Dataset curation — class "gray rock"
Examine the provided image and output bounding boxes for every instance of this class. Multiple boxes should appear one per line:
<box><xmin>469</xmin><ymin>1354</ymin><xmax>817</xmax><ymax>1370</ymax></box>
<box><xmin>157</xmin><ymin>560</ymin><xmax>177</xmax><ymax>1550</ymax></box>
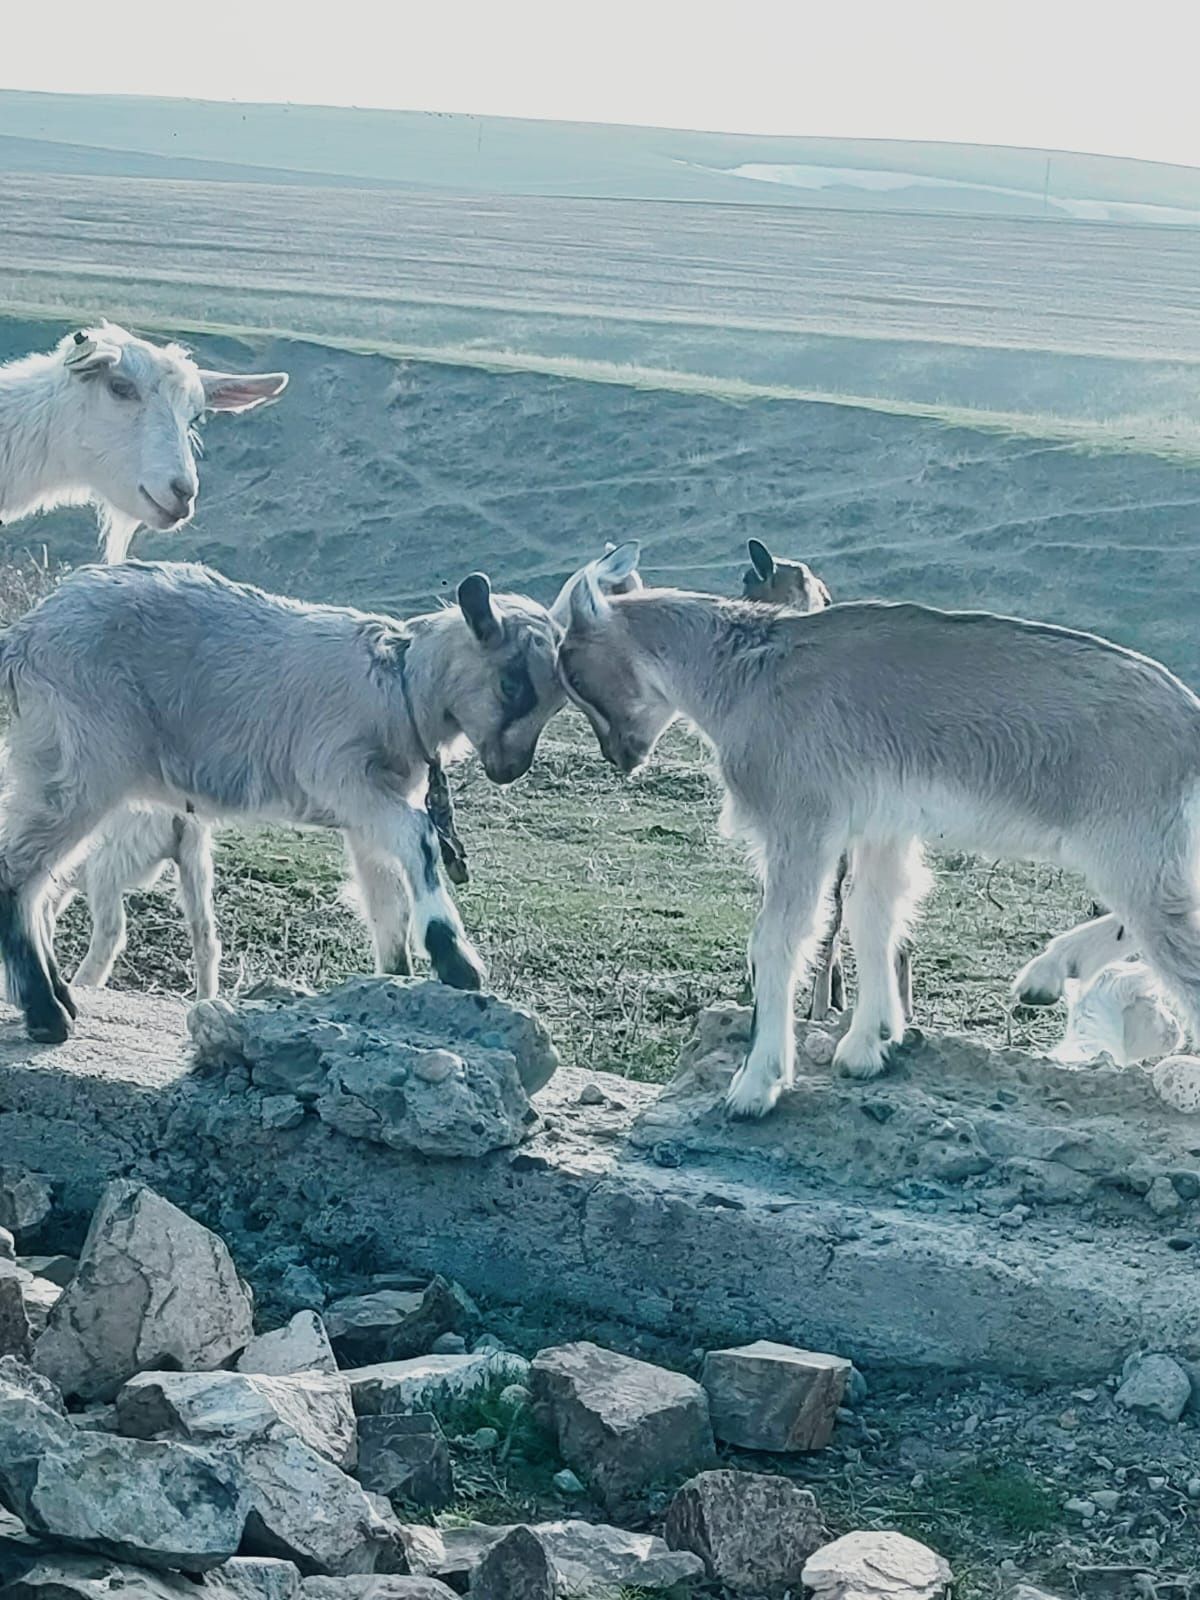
<box><xmin>238</xmin><ymin>1313</ymin><xmax>338</xmax><ymax>1378</ymax></box>
<box><xmin>700</xmin><ymin>1340</ymin><xmax>851</xmax><ymax>1452</ymax></box>
<box><xmin>342</xmin><ymin>1351</ymin><xmax>529</xmax><ymax>1417</ymax></box>
<box><xmin>300</xmin><ymin>1580</ymin><xmax>457</xmax><ymax>1600</ymax></box>
<box><xmin>409</xmin><ymin>1520</ymin><xmax>703</xmax><ymax>1595</ymax></box>
<box><xmin>0</xmin><ymin>1228</ymin><xmax>14</xmax><ymax>1263</ymax></box>
<box><xmin>471</xmin><ymin>1527</ymin><xmax>555</xmax><ymax>1600</ymax></box>
<box><xmin>0</xmin><ymin>1171</ymin><xmax>53</xmax><ymax>1242</ymax></box>
<box><xmin>0</xmin><ymin>1370</ymin><xmax>245</xmax><ymax>1572</ymax></box>
<box><xmin>18</xmin><ymin>1259</ymin><xmax>78</xmax><ymax>1291</ymax></box>
<box><xmin>116</xmin><ymin>1369</ymin><xmax>358</xmax><ymax>1469</ymax></box>
<box><xmin>1009</xmin><ymin>1588</ymin><xmax>1067</xmax><ymax>1600</ymax></box>
<box><xmin>325</xmin><ymin>1279</ymin><xmax>473</xmax><ymax>1366</ymax></box>
<box><xmin>802</xmin><ymin>1532</ymin><xmax>952</xmax><ymax>1600</ymax></box>
<box><xmin>1</xmin><ymin>1552</ymin><xmax>223</xmax><ymax>1600</ymax></box>
<box><xmin>65</xmin><ymin>1406</ymin><xmax>118</xmax><ymax>1436</ymax></box>
<box><xmin>262</xmin><ymin>1096</ymin><xmax>306</xmax><ymax>1133</ymax></box>
<box><xmin>236</xmin><ymin>1435</ymin><xmax>407</xmax><ymax>1576</ymax></box>
<box><xmin>212</xmin><ymin>1557</ymin><xmax>302</xmax><ymax>1600</ymax></box>
<box><xmin>531</xmin><ymin>1341</ymin><xmax>715</xmax><ymax>1512</ymax></box>
<box><xmin>0</xmin><ymin>1356</ymin><xmax>64</xmax><ymax>1414</ymax></box>
<box><xmin>1115</xmin><ymin>1351</ymin><xmax>1193</xmax><ymax>1422</ymax></box>
<box><xmin>429</xmin><ymin>1334</ymin><xmax>465</xmax><ymax>1356</ymax></box>
<box><xmin>12</xmin><ymin>1270</ymin><xmax>61</xmax><ymax>1342</ymax></box>
<box><xmin>34</xmin><ymin>1183</ymin><xmax>254</xmax><ymax>1402</ymax></box>
<box><xmin>0</xmin><ymin>1265</ymin><xmax>31</xmax><ymax>1359</ymax></box>
<box><xmin>552</xmin><ymin>1469</ymin><xmax>584</xmax><ymax>1496</ymax></box>
<box><xmin>189</xmin><ymin>978</ymin><xmax>559</xmax><ymax>1158</ymax></box>
<box><xmin>355</xmin><ymin>1414</ymin><xmax>453</xmax><ymax>1507</ymax></box>
<box><xmin>665</xmin><ymin>1469</ymin><xmax>828</xmax><ymax>1596</ymax></box>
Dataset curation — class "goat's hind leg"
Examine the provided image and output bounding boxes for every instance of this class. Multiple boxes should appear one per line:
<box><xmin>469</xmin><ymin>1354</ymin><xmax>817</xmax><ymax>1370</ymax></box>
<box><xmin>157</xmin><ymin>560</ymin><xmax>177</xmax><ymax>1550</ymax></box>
<box><xmin>809</xmin><ymin>854</ymin><xmax>848</xmax><ymax>1021</ymax></box>
<box><xmin>727</xmin><ymin>832</ymin><xmax>841</xmax><ymax>1119</ymax></box>
<box><xmin>1011</xmin><ymin>912</ymin><xmax>1128</xmax><ymax>1007</ymax></box>
<box><xmin>835</xmin><ymin>837</ymin><xmax>927</xmax><ymax>1080</ymax></box>
<box><xmin>173</xmin><ymin>815</ymin><xmax>221</xmax><ymax>999</ymax></box>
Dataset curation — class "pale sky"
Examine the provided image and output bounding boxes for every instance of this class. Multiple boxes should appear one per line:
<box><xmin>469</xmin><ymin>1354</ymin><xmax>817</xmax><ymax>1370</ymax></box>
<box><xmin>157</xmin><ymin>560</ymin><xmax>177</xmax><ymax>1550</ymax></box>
<box><xmin>5</xmin><ymin>0</ymin><xmax>1200</xmax><ymax>169</ymax></box>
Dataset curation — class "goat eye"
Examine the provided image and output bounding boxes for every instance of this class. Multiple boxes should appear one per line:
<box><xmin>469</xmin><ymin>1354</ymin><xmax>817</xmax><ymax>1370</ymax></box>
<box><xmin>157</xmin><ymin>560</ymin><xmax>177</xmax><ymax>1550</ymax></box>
<box><xmin>107</xmin><ymin>376</ymin><xmax>138</xmax><ymax>401</ymax></box>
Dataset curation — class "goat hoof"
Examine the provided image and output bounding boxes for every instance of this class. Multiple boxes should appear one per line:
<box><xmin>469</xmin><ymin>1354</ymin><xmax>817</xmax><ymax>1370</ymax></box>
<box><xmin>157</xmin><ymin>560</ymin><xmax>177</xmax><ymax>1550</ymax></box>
<box><xmin>425</xmin><ymin>921</ymin><xmax>486</xmax><ymax>991</ymax></box>
<box><xmin>834</xmin><ymin>1032</ymin><xmax>891</xmax><ymax>1081</ymax></box>
<box><xmin>725</xmin><ymin>1060</ymin><xmax>783</xmax><ymax>1119</ymax></box>
<box><xmin>55</xmin><ymin>984</ymin><xmax>78</xmax><ymax>1021</ymax></box>
<box><xmin>1014</xmin><ymin>985</ymin><xmax>1059</xmax><ymax>1008</ymax></box>
<box><xmin>27</xmin><ymin>1004</ymin><xmax>73</xmax><ymax>1045</ymax></box>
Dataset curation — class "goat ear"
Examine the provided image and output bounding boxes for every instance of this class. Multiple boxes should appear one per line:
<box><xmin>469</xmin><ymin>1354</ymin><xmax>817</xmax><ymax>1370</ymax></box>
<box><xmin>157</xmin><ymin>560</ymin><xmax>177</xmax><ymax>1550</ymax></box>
<box><xmin>595</xmin><ymin>540</ymin><xmax>640</xmax><ymax>586</ymax></box>
<box><xmin>569</xmin><ymin>567</ymin><xmax>610</xmax><ymax>630</ymax></box>
<box><xmin>458</xmin><ymin>573</ymin><xmax>502</xmax><ymax>645</ymax></box>
<box><xmin>199</xmin><ymin>370</ymin><xmax>289</xmax><ymax>413</ymax></box>
<box><xmin>64</xmin><ymin>332</ymin><xmax>121</xmax><ymax>375</ymax></box>
<box><xmin>747</xmin><ymin>539</ymin><xmax>775</xmax><ymax>582</ymax></box>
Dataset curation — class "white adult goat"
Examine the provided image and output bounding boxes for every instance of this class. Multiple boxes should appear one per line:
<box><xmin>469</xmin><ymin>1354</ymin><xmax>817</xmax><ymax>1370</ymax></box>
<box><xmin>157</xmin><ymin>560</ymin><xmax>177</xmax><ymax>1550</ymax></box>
<box><xmin>0</xmin><ymin>322</ymin><xmax>287</xmax><ymax>561</ymax></box>
<box><xmin>556</xmin><ymin>578</ymin><xmax>1200</xmax><ymax>1117</ymax></box>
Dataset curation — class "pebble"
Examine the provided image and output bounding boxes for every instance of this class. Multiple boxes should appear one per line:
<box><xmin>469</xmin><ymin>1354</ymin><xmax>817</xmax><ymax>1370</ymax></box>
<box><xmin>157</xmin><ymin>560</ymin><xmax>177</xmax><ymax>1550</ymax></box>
<box><xmin>846</xmin><ymin>1366</ymin><xmax>869</xmax><ymax>1407</ymax></box>
<box><xmin>467</xmin><ymin>1426</ymin><xmax>499</xmax><ymax>1452</ymax></box>
<box><xmin>412</xmin><ymin>1048</ymin><xmax>462</xmax><ymax>1085</ymax></box>
<box><xmin>803</xmin><ymin>1029</ymin><xmax>836</xmax><ymax>1065</ymax></box>
<box><xmin>552</xmin><ymin>1468</ymin><xmax>585</xmax><ymax>1495</ymax></box>
<box><xmin>577</xmin><ymin>1084</ymin><xmax>607</xmax><ymax>1106</ymax></box>
<box><xmin>1146</xmin><ymin>1175</ymin><xmax>1182</xmax><ymax>1217</ymax></box>
<box><xmin>1065</xmin><ymin>1497</ymin><xmax>1096</xmax><ymax>1519</ymax></box>
<box><xmin>1116</xmin><ymin>1352</ymin><xmax>1193</xmax><ymax>1423</ymax></box>
<box><xmin>498</xmin><ymin>1383</ymin><xmax>532</xmax><ymax>1412</ymax></box>
<box><xmin>1187</xmin><ymin>1477</ymin><xmax>1200</xmax><ymax>1500</ymax></box>
<box><xmin>472</xmin><ymin>1333</ymin><xmax>506</xmax><ymax>1354</ymax></box>
<box><xmin>1147</xmin><ymin>1475</ymin><xmax>1167</xmax><ymax>1491</ymax></box>
<box><xmin>1092</xmin><ymin>1490</ymin><xmax>1121</xmax><ymax>1512</ymax></box>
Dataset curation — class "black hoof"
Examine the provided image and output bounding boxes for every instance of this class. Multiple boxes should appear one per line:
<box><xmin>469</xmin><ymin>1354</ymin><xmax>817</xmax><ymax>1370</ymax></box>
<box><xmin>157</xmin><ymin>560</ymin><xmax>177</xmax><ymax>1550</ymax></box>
<box><xmin>425</xmin><ymin>920</ymin><xmax>485</xmax><ymax>991</ymax></box>
<box><xmin>27</xmin><ymin>1001</ymin><xmax>73</xmax><ymax>1044</ymax></box>
<box><xmin>54</xmin><ymin>981</ymin><xmax>78</xmax><ymax>1021</ymax></box>
<box><xmin>1016</xmin><ymin>988</ymin><xmax>1059</xmax><ymax>1008</ymax></box>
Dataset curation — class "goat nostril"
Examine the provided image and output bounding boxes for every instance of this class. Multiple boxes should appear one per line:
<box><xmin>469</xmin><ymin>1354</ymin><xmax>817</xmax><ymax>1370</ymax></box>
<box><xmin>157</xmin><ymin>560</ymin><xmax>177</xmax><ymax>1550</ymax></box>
<box><xmin>170</xmin><ymin>478</ymin><xmax>196</xmax><ymax>507</ymax></box>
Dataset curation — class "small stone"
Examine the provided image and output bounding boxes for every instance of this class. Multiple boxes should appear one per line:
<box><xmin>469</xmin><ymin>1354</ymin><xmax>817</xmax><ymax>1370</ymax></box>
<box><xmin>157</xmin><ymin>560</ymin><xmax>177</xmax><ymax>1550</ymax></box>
<box><xmin>1187</xmin><ymin>1477</ymin><xmax>1200</xmax><ymax>1499</ymax></box>
<box><xmin>1092</xmin><ymin>1490</ymin><xmax>1121</xmax><ymax>1511</ymax></box>
<box><xmin>238</xmin><ymin>1312</ymin><xmax>338</xmax><ymax>1377</ymax></box>
<box><xmin>499</xmin><ymin>1383</ymin><xmax>532</xmax><ymax>1412</ymax></box>
<box><xmin>1116</xmin><ymin>1352</ymin><xmax>1192</xmax><ymax>1423</ymax></box>
<box><xmin>430</xmin><ymin>1333</ymin><xmax>466</xmax><ymax>1355</ymax></box>
<box><xmin>467</xmin><ymin>1426</ymin><xmax>499</xmax><ymax>1451</ymax></box>
<box><xmin>1147</xmin><ymin>1474</ymin><xmax>1167</xmax><ymax>1490</ymax></box>
<box><xmin>846</xmin><ymin>1367</ymin><xmax>869</xmax><ymax>1408</ymax></box>
<box><xmin>472</xmin><ymin>1334</ymin><xmax>505</xmax><ymax>1354</ymax></box>
<box><xmin>553</xmin><ymin>1469</ymin><xmax>585</xmax><ymax>1496</ymax></box>
<box><xmin>1065</xmin><ymin>1497</ymin><xmax>1096</xmax><ymax>1518</ymax></box>
<box><xmin>33</xmin><ymin>1183</ymin><xmax>254</xmax><ymax>1402</ymax></box>
<box><xmin>325</xmin><ymin>1277</ymin><xmax>474</xmax><ymax>1366</ymax></box>
<box><xmin>803</xmin><ymin>1030</ymin><xmax>836</xmax><ymax>1065</ymax></box>
<box><xmin>531</xmin><ymin>1341</ymin><xmax>715</xmax><ymax>1512</ymax></box>
<box><xmin>1146</xmin><ymin>1176</ymin><xmax>1182</xmax><ymax>1216</ymax></box>
<box><xmin>356</xmin><ymin>1413</ymin><xmax>453</xmax><ymax>1507</ymax></box>
<box><xmin>665</xmin><ymin>1468</ymin><xmax>828</xmax><ymax>1595</ymax></box>
<box><xmin>802</xmin><ymin>1531</ymin><xmax>951</xmax><ymax>1599</ymax></box>
<box><xmin>0</xmin><ymin>1170</ymin><xmax>53</xmax><ymax>1241</ymax></box>
<box><xmin>1151</xmin><ymin>1054</ymin><xmax>1200</xmax><ymax>1113</ymax></box>
<box><xmin>577</xmin><ymin>1084</ymin><xmax>607</xmax><ymax>1106</ymax></box>
<box><xmin>411</xmin><ymin>1049</ymin><xmax>462</xmax><ymax>1086</ymax></box>
<box><xmin>218</xmin><ymin>1557</ymin><xmax>302</xmax><ymax>1600</ymax></box>
<box><xmin>701</xmin><ymin>1339</ymin><xmax>850</xmax><ymax>1452</ymax></box>
<box><xmin>262</xmin><ymin>1095</ymin><xmax>306</xmax><ymax>1132</ymax></box>
<box><xmin>471</xmin><ymin>1526</ymin><xmax>555</xmax><ymax>1600</ymax></box>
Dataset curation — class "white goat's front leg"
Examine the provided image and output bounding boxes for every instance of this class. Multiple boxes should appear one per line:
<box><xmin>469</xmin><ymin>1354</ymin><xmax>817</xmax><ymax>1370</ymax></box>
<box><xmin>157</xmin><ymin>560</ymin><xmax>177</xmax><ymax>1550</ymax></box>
<box><xmin>173</xmin><ymin>815</ymin><xmax>221</xmax><ymax>999</ymax></box>
<box><xmin>348</xmin><ymin>802</ymin><xmax>485</xmax><ymax>990</ymax></box>
<box><xmin>835</xmin><ymin>837</ymin><xmax>925</xmax><ymax>1080</ymax></box>
<box><xmin>727</xmin><ymin>841</ymin><xmax>839</xmax><ymax>1119</ymax></box>
<box><xmin>1012</xmin><ymin>912</ymin><xmax>1129</xmax><ymax>1007</ymax></box>
<box><xmin>343</xmin><ymin>836</ymin><xmax>412</xmax><ymax>975</ymax></box>
<box><xmin>72</xmin><ymin>891</ymin><xmax>128</xmax><ymax>990</ymax></box>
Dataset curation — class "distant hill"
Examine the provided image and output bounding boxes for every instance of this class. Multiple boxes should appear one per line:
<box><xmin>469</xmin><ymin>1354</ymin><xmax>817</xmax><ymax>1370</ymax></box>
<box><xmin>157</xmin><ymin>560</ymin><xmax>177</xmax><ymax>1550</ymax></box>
<box><xmin>2</xmin><ymin>89</ymin><xmax>1198</xmax><ymax>221</ymax></box>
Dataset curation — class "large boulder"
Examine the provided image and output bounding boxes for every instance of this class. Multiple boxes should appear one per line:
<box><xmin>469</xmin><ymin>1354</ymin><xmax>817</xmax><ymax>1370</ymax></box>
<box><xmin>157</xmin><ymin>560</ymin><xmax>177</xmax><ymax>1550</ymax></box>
<box><xmin>409</xmin><ymin>1520</ymin><xmax>704</xmax><ymax>1595</ymax></box>
<box><xmin>531</xmin><ymin>1342</ymin><xmax>715</xmax><ymax>1512</ymax></box>
<box><xmin>213</xmin><ymin>1557</ymin><xmax>303</xmax><ymax>1600</ymax></box>
<box><xmin>34</xmin><ymin>1184</ymin><xmax>254</xmax><ymax>1402</ymax></box>
<box><xmin>470</xmin><ymin>1527</ymin><xmax>555</xmax><ymax>1600</ymax></box>
<box><xmin>802</xmin><ymin>1532</ymin><xmax>952</xmax><ymax>1600</ymax></box>
<box><xmin>189</xmin><ymin>978</ymin><xmax>558</xmax><ymax>1159</ymax></box>
<box><xmin>299</xmin><ymin>1581</ymin><xmax>457</xmax><ymax>1600</ymax></box>
<box><xmin>342</xmin><ymin>1351</ymin><xmax>529</xmax><ymax>1417</ymax></box>
<box><xmin>665</xmin><ymin>1469</ymin><xmax>829</xmax><ymax>1595</ymax></box>
<box><xmin>116</xmin><ymin>1370</ymin><xmax>357</xmax><ymax>1470</ymax></box>
<box><xmin>355</xmin><ymin>1415</ymin><xmax>453</xmax><ymax>1507</ymax></box>
<box><xmin>0</xmin><ymin>1371</ymin><xmax>245</xmax><ymax>1573</ymax></box>
<box><xmin>237</xmin><ymin>1314</ymin><xmax>337</xmax><ymax>1378</ymax></box>
<box><xmin>700</xmin><ymin>1340</ymin><xmax>851</xmax><ymax>1452</ymax></box>
<box><xmin>0</xmin><ymin>1171</ymin><xmax>53</xmax><ymax>1243</ymax></box>
<box><xmin>323</xmin><ymin>1280</ymin><xmax>473</xmax><ymax>1368</ymax></box>
<box><xmin>1</xmin><ymin>1552</ymin><xmax>219</xmax><ymax>1600</ymax></box>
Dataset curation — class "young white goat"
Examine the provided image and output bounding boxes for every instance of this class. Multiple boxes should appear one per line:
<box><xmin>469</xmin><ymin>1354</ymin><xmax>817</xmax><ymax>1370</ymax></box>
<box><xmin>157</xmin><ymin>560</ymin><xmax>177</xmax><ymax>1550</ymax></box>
<box><xmin>0</xmin><ymin>547</ymin><xmax>640</xmax><ymax>1035</ymax></box>
<box><xmin>557</xmin><ymin>579</ymin><xmax>1200</xmax><ymax>1117</ymax></box>
<box><xmin>0</xmin><ymin>322</ymin><xmax>287</xmax><ymax>562</ymax></box>
<box><xmin>740</xmin><ymin>537</ymin><xmax>913</xmax><ymax>1026</ymax></box>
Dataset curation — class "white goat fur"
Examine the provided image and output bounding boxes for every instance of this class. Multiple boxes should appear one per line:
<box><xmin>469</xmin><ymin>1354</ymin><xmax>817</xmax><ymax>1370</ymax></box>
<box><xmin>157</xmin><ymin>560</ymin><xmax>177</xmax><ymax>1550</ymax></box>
<box><xmin>557</xmin><ymin>578</ymin><xmax>1200</xmax><ymax>1116</ymax></box>
<box><xmin>1051</xmin><ymin>959</ymin><xmax>1181</xmax><ymax>1067</ymax></box>
<box><xmin>37</xmin><ymin>544</ymin><xmax>640</xmax><ymax>1003</ymax></box>
<box><xmin>0</xmin><ymin>321</ymin><xmax>287</xmax><ymax>562</ymax></box>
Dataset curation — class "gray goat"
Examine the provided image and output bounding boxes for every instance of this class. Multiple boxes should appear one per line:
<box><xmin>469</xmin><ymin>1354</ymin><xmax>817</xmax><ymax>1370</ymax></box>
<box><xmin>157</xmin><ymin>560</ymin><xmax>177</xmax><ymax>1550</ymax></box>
<box><xmin>556</xmin><ymin>576</ymin><xmax>1200</xmax><ymax>1117</ymax></box>
<box><xmin>0</xmin><ymin>553</ymin><xmax>631</xmax><ymax>1042</ymax></box>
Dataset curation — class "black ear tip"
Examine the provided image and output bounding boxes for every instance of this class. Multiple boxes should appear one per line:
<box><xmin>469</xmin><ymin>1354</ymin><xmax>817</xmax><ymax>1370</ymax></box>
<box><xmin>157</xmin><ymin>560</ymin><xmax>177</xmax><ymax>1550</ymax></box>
<box><xmin>73</xmin><ymin>330</ymin><xmax>87</xmax><ymax>345</ymax></box>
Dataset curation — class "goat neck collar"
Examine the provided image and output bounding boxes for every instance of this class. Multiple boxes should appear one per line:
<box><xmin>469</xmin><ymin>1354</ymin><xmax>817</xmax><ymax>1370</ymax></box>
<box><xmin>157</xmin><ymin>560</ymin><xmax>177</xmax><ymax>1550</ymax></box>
<box><xmin>395</xmin><ymin>635</ymin><xmax>469</xmax><ymax>886</ymax></box>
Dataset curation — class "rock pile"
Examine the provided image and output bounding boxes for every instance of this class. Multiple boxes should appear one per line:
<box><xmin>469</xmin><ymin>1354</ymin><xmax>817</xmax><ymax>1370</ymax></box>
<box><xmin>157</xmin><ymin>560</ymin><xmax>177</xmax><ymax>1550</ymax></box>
<box><xmin>0</xmin><ymin>1164</ymin><xmax>963</xmax><ymax>1599</ymax></box>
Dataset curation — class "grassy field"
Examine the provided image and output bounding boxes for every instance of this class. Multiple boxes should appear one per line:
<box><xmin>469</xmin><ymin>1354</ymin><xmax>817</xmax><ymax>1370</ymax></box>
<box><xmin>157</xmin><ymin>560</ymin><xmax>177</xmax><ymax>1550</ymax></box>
<box><xmin>48</xmin><ymin>709</ymin><xmax>1095</xmax><ymax>1077</ymax></box>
